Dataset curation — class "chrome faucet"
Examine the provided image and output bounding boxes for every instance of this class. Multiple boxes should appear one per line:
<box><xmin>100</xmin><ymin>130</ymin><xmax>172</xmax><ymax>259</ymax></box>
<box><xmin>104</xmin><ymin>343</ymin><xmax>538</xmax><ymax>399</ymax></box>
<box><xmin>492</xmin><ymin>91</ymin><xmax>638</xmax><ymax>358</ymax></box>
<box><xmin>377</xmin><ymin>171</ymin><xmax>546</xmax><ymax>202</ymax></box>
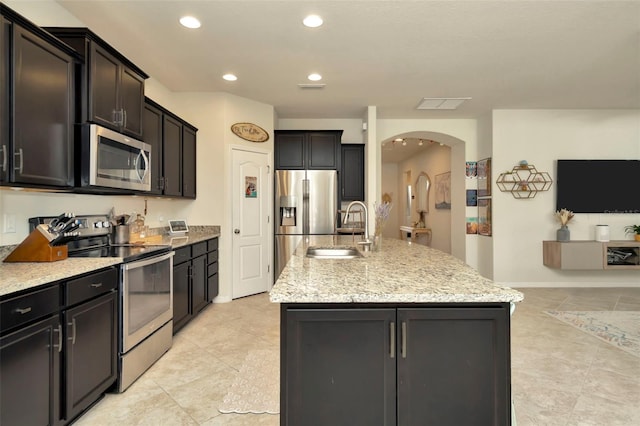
<box><xmin>345</xmin><ymin>201</ymin><xmax>369</xmax><ymax>242</ymax></box>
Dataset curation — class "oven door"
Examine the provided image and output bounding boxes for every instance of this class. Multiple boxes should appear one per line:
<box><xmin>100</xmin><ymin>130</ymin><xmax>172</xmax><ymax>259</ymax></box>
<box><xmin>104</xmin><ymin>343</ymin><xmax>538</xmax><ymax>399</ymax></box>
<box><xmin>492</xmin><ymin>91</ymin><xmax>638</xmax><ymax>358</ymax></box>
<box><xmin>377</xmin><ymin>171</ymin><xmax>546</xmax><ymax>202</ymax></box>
<box><xmin>121</xmin><ymin>251</ymin><xmax>173</xmax><ymax>353</ymax></box>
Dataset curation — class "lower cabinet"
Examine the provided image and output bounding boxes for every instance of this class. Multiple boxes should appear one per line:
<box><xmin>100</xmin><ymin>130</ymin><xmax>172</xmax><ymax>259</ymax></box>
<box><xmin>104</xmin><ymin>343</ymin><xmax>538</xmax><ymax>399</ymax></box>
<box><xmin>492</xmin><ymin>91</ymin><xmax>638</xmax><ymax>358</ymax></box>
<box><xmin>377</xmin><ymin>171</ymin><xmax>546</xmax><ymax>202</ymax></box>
<box><xmin>173</xmin><ymin>237</ymin><xmax>219</xmax><ymax>333</ymax></box>
<box><xmin>0</xmin><ymin>267</ymin><xmax>118</xmax><ymax>426</ymax></box>
<box><xmin>63</xmin><ymin>291</ymin><xmax>117</xmax><ymax>421</ymax></box>
<box><xmin>282</xmin><ymin>304</ymin><xmax>511</xmax><ymax>426</ymax></box>
<box><xmin>0</xmin><ymin>315</ymin><xmax>61</xmax><ymax>426</ymax></box>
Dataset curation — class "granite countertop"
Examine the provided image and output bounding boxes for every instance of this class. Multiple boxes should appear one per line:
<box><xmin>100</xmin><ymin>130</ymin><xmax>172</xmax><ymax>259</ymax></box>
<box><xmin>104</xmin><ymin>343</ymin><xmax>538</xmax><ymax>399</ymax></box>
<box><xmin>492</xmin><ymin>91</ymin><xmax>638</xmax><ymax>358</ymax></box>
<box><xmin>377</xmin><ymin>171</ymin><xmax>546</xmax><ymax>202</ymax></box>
<box><xmin>0</xmin><ymin>226</ymin><xmax>220</xmax><ymax>297</ymax></box>
<box><xmin>269</xmin><ymin>235</ymin><xmax>524</xmax><ymax>304</ymax></box>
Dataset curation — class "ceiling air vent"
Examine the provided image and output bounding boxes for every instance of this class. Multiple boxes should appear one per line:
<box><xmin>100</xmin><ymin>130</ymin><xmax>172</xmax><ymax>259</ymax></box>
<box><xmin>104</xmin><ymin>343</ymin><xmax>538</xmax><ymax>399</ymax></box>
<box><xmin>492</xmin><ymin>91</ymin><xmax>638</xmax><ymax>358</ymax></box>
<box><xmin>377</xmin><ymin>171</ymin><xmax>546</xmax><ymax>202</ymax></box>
<box><xmin>298</xmin><ymin>84</ymin><xmax>326</xmax><ymax>89</ymax></box>
<box><xmin>416</xmin><ymin>97</ymin><xmax>471</xmax><ymax>110</ymax></box>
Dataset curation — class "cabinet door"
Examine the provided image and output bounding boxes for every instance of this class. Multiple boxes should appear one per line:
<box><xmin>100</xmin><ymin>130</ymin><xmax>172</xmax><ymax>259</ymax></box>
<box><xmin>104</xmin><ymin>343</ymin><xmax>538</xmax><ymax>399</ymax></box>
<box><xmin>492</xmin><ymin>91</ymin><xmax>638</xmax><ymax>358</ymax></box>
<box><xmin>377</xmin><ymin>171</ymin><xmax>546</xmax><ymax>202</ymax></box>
<box><xmin>64</xmin><ymin>291</ymin><xmax>117</xmax><ymax>421</ymax></box>
<box><xmin>397</xmin><ymin>307</ymin><xmax>510</xmax><ymax>426</ymax></box>
<box><xmin>120</xmin><ymin>65</ymin><xmax>144</xmax><ymax>138</ymax></box>
<box><xmin>163</xmin><ymin>115</ymin><xmax>182</xmax><ymax>197</ymax></box>
<box><xmin>143</xmin><ymin>101</ymin><xmax>164</xmax><ymax>195</ymax></box>
<box><xmin>284</xmin><ymin>308</ymin><xmax>396</xmax><ymax>426</ymax></box>
<box><xmin>307</xmin><ymin>131</ymin><xmax>340</xmax><ymax>170</ymax></box>
<box><xmin>0</xmin><ymin>16</ymin><xmax>9</xmax><ymax>184</ymax></box>
<box><xmin>182</xmin><ymin>125</ymin><xmax>197</xmax><ymax>199</ymax></box>
<box><xmin>89</xmin><ymin>43</ymin><xmax>120</xmax><ymax>131</ymax></box>
<box><xmin>13</xmin><ymin>24</ymin><xmax>74</xmax><ymax>187</ymax></box>
<box><xmin>275</xmin><ymin>132</ymin><xmax>305</xmax><ymax>169</ymax></box>
<box><xmin>173</xmin><ymin>261</ymin><xmax>191</xmax><ymax>333</ymax></box>
<box><xmin>341</xmin><ymin>144</ymin><xmax>365</xmax><ymax>201</ymax></box>
<box><xmin>1</xmin><ymin>315</ymin><xmax>61</xmax><ymax>426</ymax></box>
<box><xmin>191</xmin><ymin>255</ymin><xmax>208</xmax><ymax>314</ymax></box>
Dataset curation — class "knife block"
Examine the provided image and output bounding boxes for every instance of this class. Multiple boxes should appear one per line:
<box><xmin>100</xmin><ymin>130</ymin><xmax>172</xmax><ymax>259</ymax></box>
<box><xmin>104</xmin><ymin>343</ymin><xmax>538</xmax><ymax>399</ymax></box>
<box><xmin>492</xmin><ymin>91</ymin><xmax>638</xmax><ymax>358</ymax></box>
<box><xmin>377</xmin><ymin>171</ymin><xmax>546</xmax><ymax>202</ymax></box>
<box><xmin>4</xmin><ymin>227</ymin><xmax>68</xmax><ymax>262</ymax></box>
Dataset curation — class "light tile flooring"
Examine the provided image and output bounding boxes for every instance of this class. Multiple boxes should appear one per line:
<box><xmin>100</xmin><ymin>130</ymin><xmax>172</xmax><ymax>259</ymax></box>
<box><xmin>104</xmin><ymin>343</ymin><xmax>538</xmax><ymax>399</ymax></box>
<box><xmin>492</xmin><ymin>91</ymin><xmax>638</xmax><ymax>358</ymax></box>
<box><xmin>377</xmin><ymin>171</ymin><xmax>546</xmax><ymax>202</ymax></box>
<box><xmin>76</xmin><ymin>288</ymin><xmax>640</xmax><ymax>425</ymax></box>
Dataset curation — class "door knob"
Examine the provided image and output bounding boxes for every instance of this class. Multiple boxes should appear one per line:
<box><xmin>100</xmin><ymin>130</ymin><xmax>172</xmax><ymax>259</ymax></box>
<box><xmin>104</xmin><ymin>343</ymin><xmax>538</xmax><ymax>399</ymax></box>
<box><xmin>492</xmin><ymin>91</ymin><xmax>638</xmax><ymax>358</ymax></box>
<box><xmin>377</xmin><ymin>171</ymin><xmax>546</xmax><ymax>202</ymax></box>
<box><xmin>234</xmin><ymin>229</ymin><xmax>240</xmax><ymax>234</ymax></box>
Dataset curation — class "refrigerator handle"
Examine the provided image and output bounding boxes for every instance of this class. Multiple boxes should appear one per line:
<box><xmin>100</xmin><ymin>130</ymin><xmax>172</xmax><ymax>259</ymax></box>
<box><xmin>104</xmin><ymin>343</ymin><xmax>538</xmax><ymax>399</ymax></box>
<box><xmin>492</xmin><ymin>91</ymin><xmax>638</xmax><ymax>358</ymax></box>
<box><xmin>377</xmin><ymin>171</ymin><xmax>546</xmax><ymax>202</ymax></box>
<box><xmin>303</xmin><ymin>179</ymin><xmax>310</xmax><ymax>235</ymax></box>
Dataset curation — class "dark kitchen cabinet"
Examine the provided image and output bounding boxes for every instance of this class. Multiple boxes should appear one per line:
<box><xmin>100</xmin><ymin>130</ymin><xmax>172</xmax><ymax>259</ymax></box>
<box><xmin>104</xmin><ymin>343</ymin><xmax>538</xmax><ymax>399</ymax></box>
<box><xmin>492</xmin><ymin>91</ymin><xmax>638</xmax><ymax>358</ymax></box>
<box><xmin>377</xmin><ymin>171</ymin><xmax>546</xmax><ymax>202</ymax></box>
<box><xmin>275</xmin><ymin>130</ymin><xmax>342</xmax><ymax>170</ymax></box>
<box><xmin>0</xmin><ymin>266</ymin><xmax>118</xmax><ymax>426</ymax></box>
<box><xmin>1</xmin><ymin>7</ymin><xmax>76</xmax><ymax>189</ymax></box>
<box><xmin>143</xmin><ymin>97</ymin><xmax>198</xmax><ymax>198</ymax></box>
<box><xmin>340</xmin><ymin>144</ymin><xmax>365</xmax><ymax>201</ymax></box>
<box><xmin>63</xmin><ymin>291</ymin><xmax>117</xmax><ymax>422</ymax></box>
<box><xmin>163</xmin><ymin>114</ymin><xmax>182</xmax><ymax>197</ymax></box>
<box><xmin>182</xmin><ymin>124</ymin><xmax>197</xmax><ymax>199</ymax></box>
<box><xmin>45</xmin><ymin>27</ymin><xmax>148</xmax><ymax>139</ymax></box>
<box><xmin>0</xmin><ymin>315</ymin><xmax>61</xmax><ymax>426</ymax></box>
<box><xmin>207</xmin><ymin>238</ymin><xmax>220</xmax><ymax>302</ymax></box>
<box><xmin>281</xmin><ymin>304</ymin><xmax>511</xmax><ymax>426</ymax></box>
<box><xmin>173</xmin><ymin>237</ymin><xmax>219</xmax><ymax>333</ymax></box>
<box><xmin>143</xmin><ymin>100</ymin><xmax>164</xmax><ymax>195</ymax></box>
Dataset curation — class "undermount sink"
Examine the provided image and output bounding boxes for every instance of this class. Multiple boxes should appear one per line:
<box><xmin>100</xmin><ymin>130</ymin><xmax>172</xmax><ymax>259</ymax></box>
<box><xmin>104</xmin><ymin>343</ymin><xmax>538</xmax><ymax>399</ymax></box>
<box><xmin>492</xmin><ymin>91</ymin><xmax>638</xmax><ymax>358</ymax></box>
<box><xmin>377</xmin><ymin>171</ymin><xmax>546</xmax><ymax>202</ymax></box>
<box><xmin>306</xmin><ymin>246</ymin><xmax>364</xmax><ymax>259</ymax></box>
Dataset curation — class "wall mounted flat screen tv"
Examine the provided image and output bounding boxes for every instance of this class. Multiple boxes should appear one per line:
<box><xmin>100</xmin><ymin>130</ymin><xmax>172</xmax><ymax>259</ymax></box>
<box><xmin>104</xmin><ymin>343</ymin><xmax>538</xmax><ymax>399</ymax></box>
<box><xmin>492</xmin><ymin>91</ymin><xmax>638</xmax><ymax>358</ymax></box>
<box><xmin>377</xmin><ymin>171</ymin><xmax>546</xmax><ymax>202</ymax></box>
<box><xmin>556</xmin><ymin>160</ymin><xmax>640</xmax><ymax>213</ymax></box>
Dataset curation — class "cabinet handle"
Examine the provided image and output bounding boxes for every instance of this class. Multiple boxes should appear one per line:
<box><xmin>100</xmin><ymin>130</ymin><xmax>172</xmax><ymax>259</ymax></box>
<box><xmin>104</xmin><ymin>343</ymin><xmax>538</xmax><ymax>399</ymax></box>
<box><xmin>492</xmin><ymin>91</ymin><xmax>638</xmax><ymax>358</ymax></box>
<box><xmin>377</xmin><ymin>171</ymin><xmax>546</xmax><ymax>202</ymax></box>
<box><xmin>14</xmin><ymin>148</ymin><xmax>23</xmax><ymax>174</ymax></box>
<box><xmin>0</xmin><ymin>144</ymin><xmax>6</xmax><ymax>172</ymax></box>
<box><xmin>401</xmin><ymin>321</ymin><xmax>407</xmax><ymax>358</ymax></box>
<box><xmin>53</xmin><ymin>324</ymin><xmax>62</xmax><ymax>353</ymax></box>
<box><xmin>90</xmin><ymin>282</ymin><xmax>103</xmax><ymax>288</ymax></box>
<box><xmin>14</xmin><ymin>306</ymin><xmax>32</xmax><ymax>314</ymax></box>
<box><xmin>123</xmin><ymin>109</ymin><xmax>127</xmax><ymax>128</ymax></box>
<box><xmin>390</xmin><ymin>322</ymin><xmax>395</xmax><ymax>358</ymax></box>
<box><xmin>68</xmin><ymin>318</ymin><xmax>76</xmax><ymax>344</ymax></box>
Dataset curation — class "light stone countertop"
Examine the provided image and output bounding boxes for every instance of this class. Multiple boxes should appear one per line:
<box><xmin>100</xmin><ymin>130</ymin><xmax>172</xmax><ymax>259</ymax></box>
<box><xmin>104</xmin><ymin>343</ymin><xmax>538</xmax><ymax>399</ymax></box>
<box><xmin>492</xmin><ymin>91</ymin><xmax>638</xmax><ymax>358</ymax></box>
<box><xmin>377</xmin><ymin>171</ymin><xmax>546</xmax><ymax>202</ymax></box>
<box><xmin>269</xmin><ymin>235</ymin><xmax>524</xmax><ymax>304</ymax></box>
<box><xmin>0</xmin><ymin>227</ymin><xmax>220</xmax><ymax>297</ymax></box>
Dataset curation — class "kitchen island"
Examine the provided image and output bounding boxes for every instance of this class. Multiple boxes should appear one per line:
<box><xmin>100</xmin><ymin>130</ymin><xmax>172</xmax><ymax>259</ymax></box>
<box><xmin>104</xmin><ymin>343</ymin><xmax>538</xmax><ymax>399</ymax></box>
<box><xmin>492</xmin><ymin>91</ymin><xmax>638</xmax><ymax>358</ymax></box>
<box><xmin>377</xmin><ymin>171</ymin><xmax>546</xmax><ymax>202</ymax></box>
<box><xmin>270</xmin><ymin>235</ymin><xmax>523</xmax><ymax>426</ymax></box>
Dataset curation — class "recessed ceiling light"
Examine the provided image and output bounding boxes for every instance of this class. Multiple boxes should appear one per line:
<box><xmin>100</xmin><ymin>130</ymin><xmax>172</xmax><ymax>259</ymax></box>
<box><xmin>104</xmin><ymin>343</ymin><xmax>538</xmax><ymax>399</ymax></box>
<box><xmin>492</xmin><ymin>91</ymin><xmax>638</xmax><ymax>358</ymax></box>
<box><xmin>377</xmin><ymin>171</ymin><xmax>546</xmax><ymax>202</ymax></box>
<box><xmin>307</xmin><ymin>73</ymin><xmax>322</xmax><ymax>81</ymax></box>
<box><xmin>394</xmin><ymin>138</ymin><xmax>403</xmax><ymax>142</ymax></box>
<box><xmin>179</xmin><ymin>16</ymin><xmax>201</xmax><ymax>29</ymax></box>
<box><xmin>303</xmin><ymin>15</ymin><xmax>323</xmax><ymax>28</ymax></box>
<box><xmin>222</xmin><ymin>74</ymin><xmax>237</xmax><ymax>81</ymax></box>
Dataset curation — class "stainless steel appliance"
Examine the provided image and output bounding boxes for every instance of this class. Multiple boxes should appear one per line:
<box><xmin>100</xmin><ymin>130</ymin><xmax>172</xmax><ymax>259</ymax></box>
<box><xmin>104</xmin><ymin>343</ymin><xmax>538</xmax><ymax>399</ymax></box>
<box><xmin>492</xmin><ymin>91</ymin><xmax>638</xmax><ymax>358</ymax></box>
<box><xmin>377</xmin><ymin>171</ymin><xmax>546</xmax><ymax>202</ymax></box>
<box><xmin>274</xmin><ymin>170</ymin><xmax>337</xmax><ymax>281</ymax></box>
<box><xmin>29</xmin><ymin>215</ymin><xmax>173</xmax><ymax>392</ymax></box>
<box><xmin>79</xmin><ymin>124</ymin><xmax>151</xmax><ymax>192</ymax></box>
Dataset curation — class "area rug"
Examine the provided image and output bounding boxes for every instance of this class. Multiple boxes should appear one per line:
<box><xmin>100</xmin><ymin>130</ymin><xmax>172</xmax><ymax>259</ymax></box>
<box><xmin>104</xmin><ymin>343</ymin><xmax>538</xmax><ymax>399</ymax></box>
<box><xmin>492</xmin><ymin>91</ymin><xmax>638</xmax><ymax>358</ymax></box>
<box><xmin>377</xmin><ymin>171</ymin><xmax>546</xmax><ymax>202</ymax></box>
<box><xmin>218</xmin><ymin>349</ymin><xmax>280</xmax><ymax>414</ymax></box>
<box><xmin>544</xmin><ymin>311</ymin><xmax>640</xmax><ymax>358</ymax></box>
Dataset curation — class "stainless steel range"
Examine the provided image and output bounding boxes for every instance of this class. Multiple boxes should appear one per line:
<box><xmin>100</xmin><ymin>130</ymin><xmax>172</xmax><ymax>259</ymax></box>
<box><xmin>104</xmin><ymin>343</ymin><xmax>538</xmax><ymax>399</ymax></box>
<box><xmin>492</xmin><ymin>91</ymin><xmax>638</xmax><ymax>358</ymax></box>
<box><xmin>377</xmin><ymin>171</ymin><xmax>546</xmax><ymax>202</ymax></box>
<box><xmin>29</xmin><ymin>215</ymin><xmax>174</xmax><ymax>392</ymax></box>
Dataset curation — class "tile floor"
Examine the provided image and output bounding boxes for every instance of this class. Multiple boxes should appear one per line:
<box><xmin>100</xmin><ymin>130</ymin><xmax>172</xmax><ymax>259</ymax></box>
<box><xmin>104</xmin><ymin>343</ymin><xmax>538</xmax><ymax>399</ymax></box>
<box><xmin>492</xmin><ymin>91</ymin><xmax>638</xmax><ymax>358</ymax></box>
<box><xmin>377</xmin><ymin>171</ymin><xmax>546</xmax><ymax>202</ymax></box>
<box><xmin>76</xmin><ymin>288</ymin><xmax>640</xmax><ymax>425</ymax></box>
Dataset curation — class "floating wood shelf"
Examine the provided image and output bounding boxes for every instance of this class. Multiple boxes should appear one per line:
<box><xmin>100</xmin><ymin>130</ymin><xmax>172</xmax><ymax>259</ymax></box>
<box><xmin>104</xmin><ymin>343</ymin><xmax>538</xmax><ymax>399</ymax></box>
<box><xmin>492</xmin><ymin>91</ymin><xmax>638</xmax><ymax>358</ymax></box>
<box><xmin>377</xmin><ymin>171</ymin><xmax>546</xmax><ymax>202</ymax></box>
<box><xmin>496</xmin><ymin>164</ymin><xmax>552</xmax><ymax>199</ymax></box>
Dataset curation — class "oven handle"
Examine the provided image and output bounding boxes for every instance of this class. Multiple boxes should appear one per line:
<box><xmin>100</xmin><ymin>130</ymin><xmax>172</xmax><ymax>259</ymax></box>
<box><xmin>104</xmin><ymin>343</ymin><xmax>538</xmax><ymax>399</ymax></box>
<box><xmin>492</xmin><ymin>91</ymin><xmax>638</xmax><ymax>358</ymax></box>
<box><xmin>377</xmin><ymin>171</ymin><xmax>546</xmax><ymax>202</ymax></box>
<box><xmin>123</xmin><ymin>251</ymin><xmax>174</xmax><ymax>271</ymax></box>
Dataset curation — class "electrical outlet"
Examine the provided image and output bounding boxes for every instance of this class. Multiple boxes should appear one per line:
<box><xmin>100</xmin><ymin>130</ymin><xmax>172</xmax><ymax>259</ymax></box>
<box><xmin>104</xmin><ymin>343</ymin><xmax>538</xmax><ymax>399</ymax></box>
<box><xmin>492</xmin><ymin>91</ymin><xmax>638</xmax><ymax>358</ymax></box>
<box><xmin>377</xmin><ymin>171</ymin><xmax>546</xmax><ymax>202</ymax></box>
<box><xmin>3</xmin><ymin>214</ymin><xmax>16</xmax><ymax>233</ymax></box>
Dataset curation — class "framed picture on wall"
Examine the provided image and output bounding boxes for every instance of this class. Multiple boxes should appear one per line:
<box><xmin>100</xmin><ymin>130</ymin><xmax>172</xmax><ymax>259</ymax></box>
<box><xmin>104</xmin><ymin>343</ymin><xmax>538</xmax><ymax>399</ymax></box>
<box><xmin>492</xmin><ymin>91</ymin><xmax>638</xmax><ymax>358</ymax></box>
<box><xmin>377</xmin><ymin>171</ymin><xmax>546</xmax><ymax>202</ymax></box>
<box><xmin>434</xmin><ymin>172</ymin><xmax>451</xmax><ymax>210</ymax></box>
<box><xmin>478</xmin><ymin>198</ymin><xmax>492</xmax><ymax>236</ymax></box>
<box><xmin>466</xmin><ymin>189</ymin><xmax>478</xmax><ymax>206</ymax></box>
<box><xmin>477</xmin><ymin>158</ymin><xmax>492</xmax><ymax>197</ymax></box>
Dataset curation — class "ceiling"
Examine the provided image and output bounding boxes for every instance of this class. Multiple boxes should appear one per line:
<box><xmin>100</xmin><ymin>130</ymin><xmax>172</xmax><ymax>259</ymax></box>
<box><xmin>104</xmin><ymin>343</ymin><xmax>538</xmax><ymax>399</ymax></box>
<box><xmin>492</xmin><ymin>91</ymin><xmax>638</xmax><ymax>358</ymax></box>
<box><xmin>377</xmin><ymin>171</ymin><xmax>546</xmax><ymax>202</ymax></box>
<box><xmin>50</xmin><ymin>0</ymin><xmax>639</xmax><ymax>122</ymax></box>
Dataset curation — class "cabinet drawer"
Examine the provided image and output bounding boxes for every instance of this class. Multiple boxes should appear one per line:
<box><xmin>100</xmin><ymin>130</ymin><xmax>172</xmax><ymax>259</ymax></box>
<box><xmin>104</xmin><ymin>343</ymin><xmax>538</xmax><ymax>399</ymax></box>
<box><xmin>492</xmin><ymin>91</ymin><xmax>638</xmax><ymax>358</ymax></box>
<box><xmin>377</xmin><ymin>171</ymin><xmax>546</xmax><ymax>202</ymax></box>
<box><xmin>1</xmin><ymin>285</ymin><xmax>60</xmax><ymax>332</ymax></box>
<box><xmin>173</xmin><ymin>246</ymin><xmax>191</xmax><ymax>265</ymax></box>
<box><xmin>208</xmin><ymin>250</ymin><xmax>218</xmax><ymax>265</ymax></box>
<box><xmin>192</xmin><ymin>242</ymin><xmax>207</xmax><ymax>258</ymax></box>
<box><xmin>207</xmin><ymin>238</ymin><xmax>218</xmax><ymax>251</ymax></box>
<box><xmin>66</xmin><ymin>268</ymin><xmax>118</xmax><ymax>306</ymax></box>
<box><xmin>207</xmin><ymin>261</ymin><xmax>219</xmax><ymax>277</ymax></box>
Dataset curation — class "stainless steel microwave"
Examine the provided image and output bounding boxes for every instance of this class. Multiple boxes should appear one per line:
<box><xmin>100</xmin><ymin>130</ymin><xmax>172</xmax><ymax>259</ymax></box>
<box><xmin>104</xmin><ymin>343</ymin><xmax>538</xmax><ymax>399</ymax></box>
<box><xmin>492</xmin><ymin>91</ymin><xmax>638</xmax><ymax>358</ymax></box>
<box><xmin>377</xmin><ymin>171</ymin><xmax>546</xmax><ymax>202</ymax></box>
<box><xmin>79</xmin><ymin>124</ymin><xmax>151</xmax><ymax>192</ymax></box>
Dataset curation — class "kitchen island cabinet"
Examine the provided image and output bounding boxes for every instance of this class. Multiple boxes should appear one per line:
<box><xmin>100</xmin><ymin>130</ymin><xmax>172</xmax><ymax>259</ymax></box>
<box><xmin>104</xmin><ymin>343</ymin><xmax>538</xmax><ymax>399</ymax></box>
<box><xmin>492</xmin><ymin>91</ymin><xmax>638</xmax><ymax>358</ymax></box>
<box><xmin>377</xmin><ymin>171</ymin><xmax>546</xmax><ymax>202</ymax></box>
<box><xmin>271</xmin><ymin>236</ymin><xmax>522</xmax><ymax>426</ymax></box>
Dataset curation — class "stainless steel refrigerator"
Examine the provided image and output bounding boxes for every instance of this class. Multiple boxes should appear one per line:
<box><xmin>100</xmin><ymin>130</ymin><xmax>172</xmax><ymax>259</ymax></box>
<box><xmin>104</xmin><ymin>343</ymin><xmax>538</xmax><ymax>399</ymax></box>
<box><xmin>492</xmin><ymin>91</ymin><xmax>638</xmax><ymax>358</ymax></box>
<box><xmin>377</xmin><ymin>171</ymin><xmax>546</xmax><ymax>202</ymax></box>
<box><xmin>275</xmin><ymin>169</ymin><xmax>337</xmax><ymax>281</ymax></box>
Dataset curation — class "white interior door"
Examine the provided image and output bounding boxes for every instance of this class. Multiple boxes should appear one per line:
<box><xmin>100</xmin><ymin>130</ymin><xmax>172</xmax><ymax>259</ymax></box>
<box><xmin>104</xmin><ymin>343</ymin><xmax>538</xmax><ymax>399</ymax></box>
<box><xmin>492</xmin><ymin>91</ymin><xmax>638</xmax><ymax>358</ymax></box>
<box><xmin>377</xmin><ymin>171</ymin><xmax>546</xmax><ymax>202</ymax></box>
<box><xmin>232</xmin><ymin>148</ymin><xmax>271</xmax><ymax>299</ymax></box>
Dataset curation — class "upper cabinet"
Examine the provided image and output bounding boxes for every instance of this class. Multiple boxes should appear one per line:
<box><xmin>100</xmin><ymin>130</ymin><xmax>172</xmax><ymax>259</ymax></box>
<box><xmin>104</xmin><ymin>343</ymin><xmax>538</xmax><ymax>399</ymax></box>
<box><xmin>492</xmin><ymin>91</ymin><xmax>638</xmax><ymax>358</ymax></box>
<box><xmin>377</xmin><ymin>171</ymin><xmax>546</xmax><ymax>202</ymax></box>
<box><xmin>340</xmin><ymin>144</ymin><xmax>365</xmax><ymax>201</ymax></box>
<box><xmin>44</xmin><ymin>27</ymin><xmax>148</xmax><ymax>139</ymax></box>
<box><xmin>143</xmin><ymin>97</ymin><xmax>197</xmax><ymax>199</ymax></box>
<box><xmin>275</xmin><ymin>130</ymin><xmax>342</xmax><ymax>170</ymax></box>
<box><xmin>1</xmin><ymin>7</ymin><xmax>77</xmax><ymax>188</ymax></box>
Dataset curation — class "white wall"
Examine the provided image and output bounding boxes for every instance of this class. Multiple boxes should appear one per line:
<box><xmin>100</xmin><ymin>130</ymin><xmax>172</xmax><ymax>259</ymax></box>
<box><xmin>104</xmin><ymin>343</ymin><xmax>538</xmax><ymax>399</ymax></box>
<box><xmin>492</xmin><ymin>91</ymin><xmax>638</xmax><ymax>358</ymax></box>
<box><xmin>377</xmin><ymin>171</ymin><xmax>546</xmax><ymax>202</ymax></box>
<box><xmin>380</xmin><ymin>163</ymin><xmax>398</xmax><ymax>238</ymax></box>
<box><xmin>492</xmin><ymin>110</ymin><xmax>640</xmax><ymax>287</ymax></box>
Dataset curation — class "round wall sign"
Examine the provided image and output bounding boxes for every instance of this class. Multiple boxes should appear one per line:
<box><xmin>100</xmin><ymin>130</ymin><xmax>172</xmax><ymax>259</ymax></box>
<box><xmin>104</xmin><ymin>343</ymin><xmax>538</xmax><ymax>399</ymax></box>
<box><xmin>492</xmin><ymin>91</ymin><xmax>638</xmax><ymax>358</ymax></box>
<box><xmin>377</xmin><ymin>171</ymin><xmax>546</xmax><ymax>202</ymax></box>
<box><xmin>231</xmin><ymin>122</ymin><xmax>270</xmax><ymax>143</ymax></box>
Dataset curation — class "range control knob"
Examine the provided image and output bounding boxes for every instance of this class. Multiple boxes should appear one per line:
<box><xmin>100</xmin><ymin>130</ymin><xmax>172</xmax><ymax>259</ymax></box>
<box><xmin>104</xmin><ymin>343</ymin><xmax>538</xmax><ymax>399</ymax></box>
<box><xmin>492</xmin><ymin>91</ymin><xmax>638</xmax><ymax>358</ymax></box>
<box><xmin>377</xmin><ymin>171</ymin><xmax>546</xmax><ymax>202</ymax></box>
<box><xmin>94</xmin><ymin>221</ymin><xmax>103</xmax><ymax>228</ymax></box>
<box><xmin>101</xmin><ymin>221</ymin><xmax>111</xmax><ymax>228</ymax></box>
